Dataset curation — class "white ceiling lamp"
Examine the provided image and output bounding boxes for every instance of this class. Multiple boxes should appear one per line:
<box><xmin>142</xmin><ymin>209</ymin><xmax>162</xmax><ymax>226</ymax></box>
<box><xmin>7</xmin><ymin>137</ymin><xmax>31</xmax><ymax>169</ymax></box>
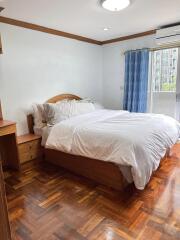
<box><xmin>103</xmin><ymin>27</ymin><xmax>110</xmax><ymax>31</ymax></box>
<box><xmin>102</xmin><ymin>0</ymin><xmax>130</xmax><ymax>12</ymax></box>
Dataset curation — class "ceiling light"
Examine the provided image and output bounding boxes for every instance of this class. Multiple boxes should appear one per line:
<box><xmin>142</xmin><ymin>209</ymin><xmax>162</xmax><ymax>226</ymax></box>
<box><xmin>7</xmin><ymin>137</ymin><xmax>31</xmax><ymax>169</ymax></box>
<box><xmin>102</xmin><ymin>0</ymin><xmax>130</xmax><ymax>12</ymax></box>
<box><xmin>103</xmin><ymin>27</ymin><xmax>110</xmax><ymax>31</ymax></box>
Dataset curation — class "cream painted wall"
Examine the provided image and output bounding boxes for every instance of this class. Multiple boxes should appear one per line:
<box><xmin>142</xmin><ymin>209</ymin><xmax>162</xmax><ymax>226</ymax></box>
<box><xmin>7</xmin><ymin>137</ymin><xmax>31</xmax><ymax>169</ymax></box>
<box><xmin>0</xmin><ymin>23</ymin><xmax>103</xmax><ymax>135</ymax></box>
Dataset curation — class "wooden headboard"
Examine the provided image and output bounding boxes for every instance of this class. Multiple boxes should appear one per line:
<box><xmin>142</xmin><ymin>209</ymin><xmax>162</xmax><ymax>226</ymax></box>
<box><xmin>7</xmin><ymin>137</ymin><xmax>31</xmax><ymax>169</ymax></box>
<box><xmin>27</xmin><ymin>94</ymin><xmax>82</xmax><ymax>134</ymax></box>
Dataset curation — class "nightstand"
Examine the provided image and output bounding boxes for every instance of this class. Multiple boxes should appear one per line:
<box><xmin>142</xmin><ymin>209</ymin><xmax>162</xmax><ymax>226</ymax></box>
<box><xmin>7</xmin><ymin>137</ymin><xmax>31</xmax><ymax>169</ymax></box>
<box><xmin>0</xmin><ymin>120</ymin><xmax>20</xmax><ymax>170</ymax></box>
<box><xmin>17</xmin><ymin>134</ymin><xmax>42</xmax><ymax>164</ymax></box>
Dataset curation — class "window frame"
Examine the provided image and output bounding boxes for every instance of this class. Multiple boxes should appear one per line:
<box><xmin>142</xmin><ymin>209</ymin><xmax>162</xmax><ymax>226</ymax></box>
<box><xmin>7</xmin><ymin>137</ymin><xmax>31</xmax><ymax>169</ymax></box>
<box><xmin>151</xmin><ymin>47</ymin><xmax>178</xmax><ymax>93</ymax></box>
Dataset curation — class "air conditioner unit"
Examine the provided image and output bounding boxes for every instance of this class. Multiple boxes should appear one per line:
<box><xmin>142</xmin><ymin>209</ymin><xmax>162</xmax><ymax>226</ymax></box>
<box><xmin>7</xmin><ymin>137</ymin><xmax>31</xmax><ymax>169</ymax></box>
<box><xmin>156</xmin><ymin>25</ymin><xmax>180</xmax><ymax>46</ymax></box>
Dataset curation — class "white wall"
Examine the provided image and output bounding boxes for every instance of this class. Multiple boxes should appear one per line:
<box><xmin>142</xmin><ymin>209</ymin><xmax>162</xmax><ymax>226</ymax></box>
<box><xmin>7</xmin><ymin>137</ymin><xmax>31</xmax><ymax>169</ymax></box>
<box><xmin>0</xmin><ymin>24</ymin><xmax>176</xmax><ymax>136</ymax></box>
<box><xmin>102</xmin><ymin>35</ymin><xmax>176</xmax><ymax>118</ymax></box>
<box><xmin>0</xmin><ymin>23</ymin><xmax>103</xmax><ymax>135</ymax></box>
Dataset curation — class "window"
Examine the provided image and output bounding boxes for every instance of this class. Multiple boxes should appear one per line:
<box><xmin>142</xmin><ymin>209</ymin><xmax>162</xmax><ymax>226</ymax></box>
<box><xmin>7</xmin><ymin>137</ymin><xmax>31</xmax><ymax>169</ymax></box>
<box><xmin>152</xmin><ymin>48</ymin><xmax>178</xmax><ymax>92</ymax></box>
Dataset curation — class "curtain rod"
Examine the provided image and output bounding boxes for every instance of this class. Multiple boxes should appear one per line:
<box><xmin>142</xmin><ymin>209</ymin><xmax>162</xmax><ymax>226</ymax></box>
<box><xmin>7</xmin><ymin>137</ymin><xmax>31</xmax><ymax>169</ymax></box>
<box><xmin>124</xmin><ymin>45</ymin><xmax>180</xmax><ymax>55</ymax></box>
<box><xmin>150</xmin><ymin>45</ymin><xmax>180</xmax><ymax>51</ymax></box>
<box><xmin>124</xmin><ymin>48</ymin><xmax>149</xmax><ymax>54</ymax></box>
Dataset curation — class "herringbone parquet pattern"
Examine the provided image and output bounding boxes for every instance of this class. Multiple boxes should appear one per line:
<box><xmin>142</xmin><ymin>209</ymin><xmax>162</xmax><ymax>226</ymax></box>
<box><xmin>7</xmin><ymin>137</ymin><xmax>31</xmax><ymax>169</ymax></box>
<box><xmin>5</xmin><ymin>144</ymin><xmax>180</xmax><ymax>240</ymax></box>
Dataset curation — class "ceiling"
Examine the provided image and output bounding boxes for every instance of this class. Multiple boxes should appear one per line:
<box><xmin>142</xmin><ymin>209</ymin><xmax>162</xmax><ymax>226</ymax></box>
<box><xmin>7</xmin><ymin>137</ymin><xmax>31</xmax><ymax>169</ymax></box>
<box><xmin>0</xmin><ymin>0</ymin><xmax>180</xmax><ymax>41</ymax></box>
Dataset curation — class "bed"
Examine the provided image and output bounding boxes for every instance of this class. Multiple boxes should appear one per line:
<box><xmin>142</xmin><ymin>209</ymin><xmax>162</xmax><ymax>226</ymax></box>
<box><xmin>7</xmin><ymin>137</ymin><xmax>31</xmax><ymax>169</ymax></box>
<box><xmin>27</xmin><ymin>94</ymin><xmax>180</xmax><ymax>191</ymax></box>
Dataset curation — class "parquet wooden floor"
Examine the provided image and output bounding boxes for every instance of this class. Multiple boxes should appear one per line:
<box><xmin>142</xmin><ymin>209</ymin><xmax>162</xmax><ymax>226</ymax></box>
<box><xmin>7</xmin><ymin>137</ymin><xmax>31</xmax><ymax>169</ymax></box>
<box><xmin>4</xmin><ymin>144</ymin><xmax>180</xmax><ymax>240</ymax></box>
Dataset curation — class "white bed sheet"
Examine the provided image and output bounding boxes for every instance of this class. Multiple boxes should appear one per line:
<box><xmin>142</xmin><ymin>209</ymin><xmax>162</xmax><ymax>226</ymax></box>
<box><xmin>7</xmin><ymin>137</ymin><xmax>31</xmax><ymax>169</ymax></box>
<box><xmin>45</xmin><ymin>110</ymin><xmax>180</xmax><ymax>189</ymax></box>
<box><xmin>33</xmin><ymin>126</ymin><xmax>52</xmax><ymax>146</ymax></box>
<box><xmin>41</xmin><ymin>126</ymin><xmax>53</xmax><ymax>146</ymax></box>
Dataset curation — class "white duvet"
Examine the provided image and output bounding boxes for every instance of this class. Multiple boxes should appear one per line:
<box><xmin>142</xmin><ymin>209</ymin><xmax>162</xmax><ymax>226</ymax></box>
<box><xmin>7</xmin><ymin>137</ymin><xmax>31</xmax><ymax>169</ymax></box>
<box><xmin>46</xmin><ymin>110</ymin><xmax>180</xmax><ymax>190</ymax></box>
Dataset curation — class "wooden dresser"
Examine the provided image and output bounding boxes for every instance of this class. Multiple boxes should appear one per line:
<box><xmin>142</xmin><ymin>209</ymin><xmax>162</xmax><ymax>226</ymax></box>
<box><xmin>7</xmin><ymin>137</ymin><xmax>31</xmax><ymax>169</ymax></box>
<box><xmin>0</xmin><ymin>120</ymin><xmax>20</xmax><ymax>170</ymax></box>
<box><xmin>0</xmin><ymin>160</ymin><xmax>12</xmax><ymax>240</ymax></box>
<box><xmin>17</xmin><ymin>134</ymin><xmax>42</xmax><ymax>164</ymax></box>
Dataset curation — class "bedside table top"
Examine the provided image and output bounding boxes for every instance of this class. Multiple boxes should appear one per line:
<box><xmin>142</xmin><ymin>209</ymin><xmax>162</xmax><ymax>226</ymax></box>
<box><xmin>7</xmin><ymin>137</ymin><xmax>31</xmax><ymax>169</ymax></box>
<box><xmin>17</xmin><ymin>134</ymin><xmax>41</xmax><ymax>144</ymax></box>
<box><xmin>0</xmin><ymin>120</ymin><xmax>16</xmax><ymax>128</ymax></box>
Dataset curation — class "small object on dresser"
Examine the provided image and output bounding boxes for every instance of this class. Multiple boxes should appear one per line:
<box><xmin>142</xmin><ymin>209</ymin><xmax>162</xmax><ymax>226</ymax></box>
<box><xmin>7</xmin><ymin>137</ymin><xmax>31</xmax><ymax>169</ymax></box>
<box><xmin>17</xmin><ymin>134</ymin><xmax>42</xmax><ymax>164</ymax></box>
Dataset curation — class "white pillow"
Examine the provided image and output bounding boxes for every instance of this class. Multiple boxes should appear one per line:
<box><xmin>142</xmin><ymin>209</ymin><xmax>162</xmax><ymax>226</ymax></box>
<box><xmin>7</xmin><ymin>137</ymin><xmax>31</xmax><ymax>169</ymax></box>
<box><xmin>43</xmin><ymin>100</ymin><xmax>95</xmax><ymax>126</ymax></box>
<box><xmin>70</xmin><ymin>100</ymin><xmax>95</xmax><ymax>116</ymax></box>
<box><xmin>43</xmin><ymin>100</ymin><xmax>71</xmax><ymax>126</ymax></box>
<box><xmin>79</xmin><ymin>98</ymin><xmax>104</xmax><ymax>109</ymax></box>
<box><xmin>32</xmin><ymin>103</ymin><xmax>46</xmax><ymax>130</ymax></box>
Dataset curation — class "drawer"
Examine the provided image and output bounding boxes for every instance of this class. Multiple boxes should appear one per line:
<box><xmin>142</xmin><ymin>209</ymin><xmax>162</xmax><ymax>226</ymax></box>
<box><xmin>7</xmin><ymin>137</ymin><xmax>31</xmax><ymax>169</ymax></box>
<box><xmin>19</xmin><ymin>149</ymin><xmax>42</xmax><ymax>163</ymax></box>
<box><xmin>18</xmin><ymin>140</ymin><xmax>42</xmax><ymax>163</ymax></box>
<box><xmin>0</xmin><ymin>124</ymin><xmax>16</xmax><ymax>137</ymax></box>
<box><xmin>18</xmin><ymin>139</ymin><xmax>40</xmax><ymax>153</ymax></box>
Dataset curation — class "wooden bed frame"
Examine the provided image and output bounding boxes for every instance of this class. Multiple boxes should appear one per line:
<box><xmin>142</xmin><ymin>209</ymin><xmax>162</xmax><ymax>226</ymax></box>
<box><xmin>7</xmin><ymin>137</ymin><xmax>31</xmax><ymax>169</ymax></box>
<box><xmin>27</xmin><ymin>94</ymin><xmax>129</xmax><ymax>190</ymax></box>
<box><xmin>27</xmin><ymin>93</ymin><xmax>172</xmax><ymax>190</ymax></box>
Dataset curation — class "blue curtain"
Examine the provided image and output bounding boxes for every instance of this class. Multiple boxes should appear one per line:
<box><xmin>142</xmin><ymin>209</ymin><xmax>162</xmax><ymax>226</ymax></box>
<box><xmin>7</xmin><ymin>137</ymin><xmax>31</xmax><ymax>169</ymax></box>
<box><xmin>123</xmin><ymin>49</ymin><xmax>150</xmax><ymax>113</ymax></box>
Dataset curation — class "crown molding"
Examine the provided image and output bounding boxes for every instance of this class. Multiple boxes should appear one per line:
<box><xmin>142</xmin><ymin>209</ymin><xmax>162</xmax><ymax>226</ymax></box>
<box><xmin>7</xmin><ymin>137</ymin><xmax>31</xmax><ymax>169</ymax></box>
<box><xmin>101</xmin><ymin>30</ymin><xmax>156</xmax><ymax>44</ymax></box>
<box><xmin>0</xmin><ymin>16</ymin><xmax>156</xmax><ymax>46</ymax></box>
<box><xmin>0</xmin><ymin>16</ymin><xmax>102</xmax><ymax>45</ymax></box>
